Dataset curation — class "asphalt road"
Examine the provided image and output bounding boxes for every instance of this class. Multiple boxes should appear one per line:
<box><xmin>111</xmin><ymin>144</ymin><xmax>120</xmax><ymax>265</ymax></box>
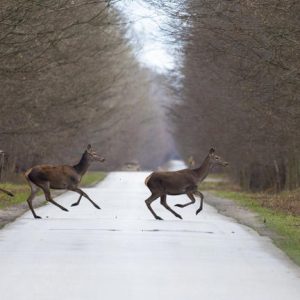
<box><xmin>0</xmin><ymin>170</ymin><xmax>300</xmax><ymax>300</ymax></box>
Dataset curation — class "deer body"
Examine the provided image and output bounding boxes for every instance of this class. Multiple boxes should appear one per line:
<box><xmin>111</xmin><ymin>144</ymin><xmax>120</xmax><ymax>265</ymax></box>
<box><xmin>25</xmin><ymin>145</ymin><xmax>105</xmax><ymax>219</ymax></box>
<box><xmin>146</xmin><ymin>170</ymin><xmax>198</xmax><ymax>195</ymax></box>
<box><xmin>28</xmin><ymin>165</ymin><xmax>80</xmax><ymax>189</ymax></box>
<box><xmin>145</xmin><ymin>148</ymin><xmax>228</xmax><ymax>220</ymax></box>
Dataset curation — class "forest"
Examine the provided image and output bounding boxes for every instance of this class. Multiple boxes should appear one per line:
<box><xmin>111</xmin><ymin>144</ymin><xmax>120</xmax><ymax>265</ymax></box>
<box><xmin>0</xmin><ymin>0</ymin><xmax>172</xmax><ymax>173</ymax></box>
<box><xmin>0</xmin><ymin>0</ymin><xmax>299</xmax><ymax>192</ymax></box>
<box><xmin>155</xmin><ymin>0</ymin><xmax>300</xmax><ymax>191</ymax></box>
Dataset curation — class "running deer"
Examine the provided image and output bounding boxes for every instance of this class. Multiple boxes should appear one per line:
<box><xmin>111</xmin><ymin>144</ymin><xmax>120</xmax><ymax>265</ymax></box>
<box><xmin>144</xmin><ymin>148</ymin><xmax>228</xmax><ymax>220</ymax></box>
<box><xmin>0</xmin><ymin>188</ymin><xmax>14</xmax><ymax>197</ymax></box>
<box><xmin>25</xmin><ymin>144</ymin><xmax>105</xmax><ymax>219</ymax></box>
<box><xmin>0</xmin><ymin>150</ymin><xmax>13</xmax><ymax>196</ymax></box>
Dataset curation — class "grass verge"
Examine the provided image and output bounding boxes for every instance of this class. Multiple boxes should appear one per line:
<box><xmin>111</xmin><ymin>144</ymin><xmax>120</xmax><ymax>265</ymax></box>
<box><xmin>79</xmin><ymin>171</ymin><xmax>106</xmax><ymax>187</ymax></box>
<box><xmin>0</xmin><ymin>171</ymin><xmax>106</xmax><ymax>210</ymax></box>
<box><xmin>201</xmin><ymin>176</ymin><xmax>300</xmax><ymax>266</ymax></box>
<box><xmin>0</xmin><ymin>182</ymin><xmax>30</xmax><ymax>209</ymax></box>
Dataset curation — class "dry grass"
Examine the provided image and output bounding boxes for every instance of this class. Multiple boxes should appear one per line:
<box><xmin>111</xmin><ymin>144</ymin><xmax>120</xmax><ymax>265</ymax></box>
<box><xmin>201</xmin><ymin>176</ymin><xmax>300</xmax><ymax>216</ymax></box>
<box><xmin>255</xmin><ymin>189</ymin><xmax>300</xmax><ymax>216</ymax></box>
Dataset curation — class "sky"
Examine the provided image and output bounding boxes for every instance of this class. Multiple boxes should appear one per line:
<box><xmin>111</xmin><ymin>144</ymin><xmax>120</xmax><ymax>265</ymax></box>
<box><xmin>115</xmin><ymin>0</ymin><xmax>182</xmax><ymax>74</ymax></box>
<box><xmin>114</xmin><ymin>0</ymin><xmax>183</xmax><ymax>161</ymax></box>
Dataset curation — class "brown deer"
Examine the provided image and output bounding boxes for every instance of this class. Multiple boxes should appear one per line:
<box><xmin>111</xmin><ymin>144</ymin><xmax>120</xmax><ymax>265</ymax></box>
<box><xmin>0</xmin><ymin>188</ymin><xmax>14</xmax><ymax>197</ymax></box>
<box><xmin>144</xmin><ymin>148</ymin><xmax>228</xmax><ymax>220</ymax></box>
<box><xmin>25</xmin><ymin>144</ymin><xmax>105</xmax><ymax>219</ymax></box>
<box><xmin>0</xmin><ymin>150</ymin><xmax>13</xmax><ymax>197</ymax></box>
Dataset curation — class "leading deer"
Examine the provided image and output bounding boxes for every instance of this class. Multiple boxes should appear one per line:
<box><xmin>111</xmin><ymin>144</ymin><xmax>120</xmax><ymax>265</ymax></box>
<box><xmin>25</xmin><ymin>144</ymin><xmax>105</xmax><ymax>219</ymax></box>
<box><xmin>144</xmin><ymin>148</ymin><xmax>228</xmax><ymax>220</ymax></box>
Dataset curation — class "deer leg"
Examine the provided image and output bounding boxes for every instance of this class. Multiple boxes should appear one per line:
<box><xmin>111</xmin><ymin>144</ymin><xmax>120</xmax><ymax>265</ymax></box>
<box><xmin>145</xmin><ymin>194</ymin><xmax>161</xmax><ymax>220</ymax></box>
<box><xmin>25</xmin><ymin>182</ymin><xmax>41</xmax><ymax>219</ymax></box>
<box><xmin>194</xmin><ymin>191</ymin><xmax>204</xmax><ymax>215</ymax></box>
<box><xmin>160</xmin><ymin>195</ymin><xmax>182</xmax><ymax>219</ymax></box>
<box><xmin>0</xmin><ymin>188</ymin><xmax>14</xmax><ymax>197</ymax></box>
<box><xmin>175</xmin><ymin>193</ymin><xmax>196</xmax><ymax>208</ymax></box>
<box><xmin>70</xmin><ymin>194</ymin><xmax>83</xmax><ymax>207</ymax></box>
<box><xmin>39</xmin><ymin>182</ymin><xmax>69</xmax><ymax>212</ymax></box>
<box><xmin>70</xmin><ymin>188</ymin><xmax>100</xmax><ymax>209</ymax></box>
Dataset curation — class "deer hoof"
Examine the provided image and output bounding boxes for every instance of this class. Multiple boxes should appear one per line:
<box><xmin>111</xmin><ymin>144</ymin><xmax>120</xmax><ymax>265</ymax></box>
<box><xmin>175</xmin><ymin>204</ymin><xmax>184</xmax><ymax>208</ymax></box>
<box><xmin>8</xmin><ymin>192</ymin><xmax>14</xmax><ymax>197</ymax></box>
<box><xmin>196</xmin><ymin>209</ymin><xmax>202</xmax><ymax>215</ymax></box>
<box><xmin>175</xmin><ymin>214</ymin><xmax>183</xmax><ymax>219</ymax></box>
<box><xmin>34</xmin><ymin>216</ymin><xmax>42</xmax><ymax>219</ymax></box>
<box><xmin>155</xmin><ymin>216</ymin><xmax>163</xmax><ymax>220</ymax></box>
<box><xmin>62</xmin><ymin>207</ymin><xmax>69</xmax><ymax>212</ymax></box>
<box><xmin>71</xmin><ymin>202</ymin><xmax>79</xmax><ymax>207</ymax></box>
<box><xmin>94</xmin><ymin>204</ymin><xmax>101</xmax><ymax>209</ymax></box>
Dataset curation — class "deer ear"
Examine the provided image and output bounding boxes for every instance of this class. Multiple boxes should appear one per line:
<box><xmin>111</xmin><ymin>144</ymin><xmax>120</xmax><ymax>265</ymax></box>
<box><xmin>87</xmin><ymin>144</ymin><xmax>92</xmax><ymax>150</ymax></box>
<box><xmin>209</xmin><ymin>147</ymin><xmax>215</xmax><ymax>154</ymax></box>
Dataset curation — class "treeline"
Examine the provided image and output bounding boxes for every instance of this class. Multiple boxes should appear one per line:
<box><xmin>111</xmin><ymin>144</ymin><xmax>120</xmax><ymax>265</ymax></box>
<box><xmin>162</xmin><ymin>0</ymin><xmax>300</xmax><ymax>191</ymax></box>
<box><xmin>0</xmin><ymin>0</ymin><xmax>172</xmax><ymax>175</ymax></box>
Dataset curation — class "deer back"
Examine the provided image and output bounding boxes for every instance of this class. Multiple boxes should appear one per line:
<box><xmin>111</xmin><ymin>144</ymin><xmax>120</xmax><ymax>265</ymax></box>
<box><xmin>27</xmin><ymin>165</ymin><xmax>81</xmax><ymax>189</ymax></box>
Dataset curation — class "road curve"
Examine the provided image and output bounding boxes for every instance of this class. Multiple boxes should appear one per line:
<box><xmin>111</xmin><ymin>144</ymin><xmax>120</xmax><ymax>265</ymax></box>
<box><xmin>0</xmin><ymin>171</ymin><xmax>299</xmax><ymax>300</ymax></box>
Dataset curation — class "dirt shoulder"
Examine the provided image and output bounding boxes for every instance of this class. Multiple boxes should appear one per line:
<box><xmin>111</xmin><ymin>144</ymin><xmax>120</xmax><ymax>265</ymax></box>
<box><xmin>0</xmin><ymin>191</ymin><xmax>64</xmax><ymax>229</ymax></box>
<box><xmin>204</xmin><ymin>192</ymin><xmax>278</xmax><ymax>239</ymax></box>
<box><xmin>203</xmin><ymin>184</ymin><xmax>300</xmax><ymax>266</ymax></box>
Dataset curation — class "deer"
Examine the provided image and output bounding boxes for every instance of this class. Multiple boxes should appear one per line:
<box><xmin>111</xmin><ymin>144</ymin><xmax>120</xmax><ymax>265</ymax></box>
<box><xmin>0</xmin><ymin>188</ymin><xmax>14</xmax><ymax>197</ymax></box>
<box><xmin>24</xmin><ymin>144</ymin><xmax>105</xmax><ymax>219</ymax></box>
<box><xmin>0</xmin><ymin>150</ymin><xmax>14</xmax><ymax>197</ymax></box>
<box><xmin>144</xmin><ymin>148</ymin><xmax>228</xmax><ymax>220</ymax></box>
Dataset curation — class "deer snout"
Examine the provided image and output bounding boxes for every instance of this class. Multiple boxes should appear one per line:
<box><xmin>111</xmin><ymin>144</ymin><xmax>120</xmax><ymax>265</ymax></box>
<box><xmin>93</xmin><ymin>155</ymin><xmax>105</xmax><ymax>162</ymax></box>
<box><xmin>97</xmin><ymin>155</ymin><xmax>105</xmax><ymax>162</ymax></box>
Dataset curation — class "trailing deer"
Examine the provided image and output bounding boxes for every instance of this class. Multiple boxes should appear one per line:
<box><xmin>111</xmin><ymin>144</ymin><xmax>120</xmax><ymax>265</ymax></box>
<box><xmin>25</xmin><ymin>144</ymin><xmax>105</xmax><ymax>219</ymax></box>
<box><xmin>0</xmin><ymin>150</ymin><xmax>14</xmax><ymax>197</ymax></box>
<box><xmin>144</xmin><ymin>148</ymin><xmax>228</xmax><ymax>220</ymax></box>
<box><xmin>0</xmin><ymin>188</ymin><xmax>14</xmax><ymax>197</ymax></box>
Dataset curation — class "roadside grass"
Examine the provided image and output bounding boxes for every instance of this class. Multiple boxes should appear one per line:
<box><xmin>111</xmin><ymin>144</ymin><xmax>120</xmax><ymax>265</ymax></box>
<box><xmin>0</xmin><ymin>171</ymin><xmax>106</xmax><ymax>210</ymax></box>
<box><xmin>0</xmin><ymin>182</ymin><xmax>30</xmax><ymax>209</ymax></box>
<box><xmin>205</xmin><ymin>173</ymin><xmax>228</xmax><ymax>180</ymax></box>
<box><xmin>200</xmin><ymin>176</ymin><xmax>300</xmax><ymax>266</ymax></box>
<box><xmin>199</xmin><ymin>179</ymin><xmax>240</xmax><ymax>192</ymax></box>
<box><xmin>79</xmin><ymin>171</ymin><xmax>106</xmax><ymax>187</ymax></box>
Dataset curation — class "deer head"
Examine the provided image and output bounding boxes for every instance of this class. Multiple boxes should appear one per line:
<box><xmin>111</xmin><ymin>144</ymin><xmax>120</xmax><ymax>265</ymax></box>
<box><xmin>208</xmin><ymin>148</ymin><xmax>228</xmax><ymax>167</ymax></box>
<box><xmin>86</xmin><ymin>144</ymin><xmax>105</xmax><ymax>163</ymax></box>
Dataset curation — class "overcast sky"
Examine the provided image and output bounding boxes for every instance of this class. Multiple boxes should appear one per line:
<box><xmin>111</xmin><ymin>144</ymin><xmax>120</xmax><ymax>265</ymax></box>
<box><xmin>115</xmin><ymin>0</ymin><xmax>182</xmax><ymax>74</ymax></box>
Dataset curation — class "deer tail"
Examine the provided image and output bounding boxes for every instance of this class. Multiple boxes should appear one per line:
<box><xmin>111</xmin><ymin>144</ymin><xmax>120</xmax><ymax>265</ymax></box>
<box><xmin>24</xmin><ymin>168</ymin><xmax>35</xmax><ymax>190</ymax></box>
<box><xmin>144</xmin><ymin>174</ymin><xmax>152</xmax><ymax>186</ymax></box>
<box><xmin>24</xmin><ymin>168</ymin><xmax>32</xmax><ymax>179</ymax></box>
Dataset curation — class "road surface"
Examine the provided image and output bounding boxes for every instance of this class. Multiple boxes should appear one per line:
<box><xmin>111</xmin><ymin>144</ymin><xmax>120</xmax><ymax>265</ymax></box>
<box><xmin>0</xmin><ymin>170</ymin><xmax>300</xmax><ymax>300</ymax></box>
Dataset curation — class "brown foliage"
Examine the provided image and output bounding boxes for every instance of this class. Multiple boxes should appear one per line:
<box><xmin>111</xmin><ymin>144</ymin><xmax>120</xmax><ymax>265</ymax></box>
<box><xmin>0</xmin><ymin>0</ymin><xmax>172</xmax><ymax>174</ymax></box>
<box><xmin>162</xmin><ymin>0</ymin><xmax>300</xmax><ymax>191</ymax></box>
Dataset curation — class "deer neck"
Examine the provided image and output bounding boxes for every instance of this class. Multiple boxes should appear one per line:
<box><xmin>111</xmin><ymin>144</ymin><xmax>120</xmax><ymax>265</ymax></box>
<box><xmin>193</xmin><ymin>155</ymin><xmax>212</xmax><ymax>182</ymax></box>
<box><xmin>73</xmin><ymin>151</ymin><xmax>91</xmax><ymax>176</ymax></box>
